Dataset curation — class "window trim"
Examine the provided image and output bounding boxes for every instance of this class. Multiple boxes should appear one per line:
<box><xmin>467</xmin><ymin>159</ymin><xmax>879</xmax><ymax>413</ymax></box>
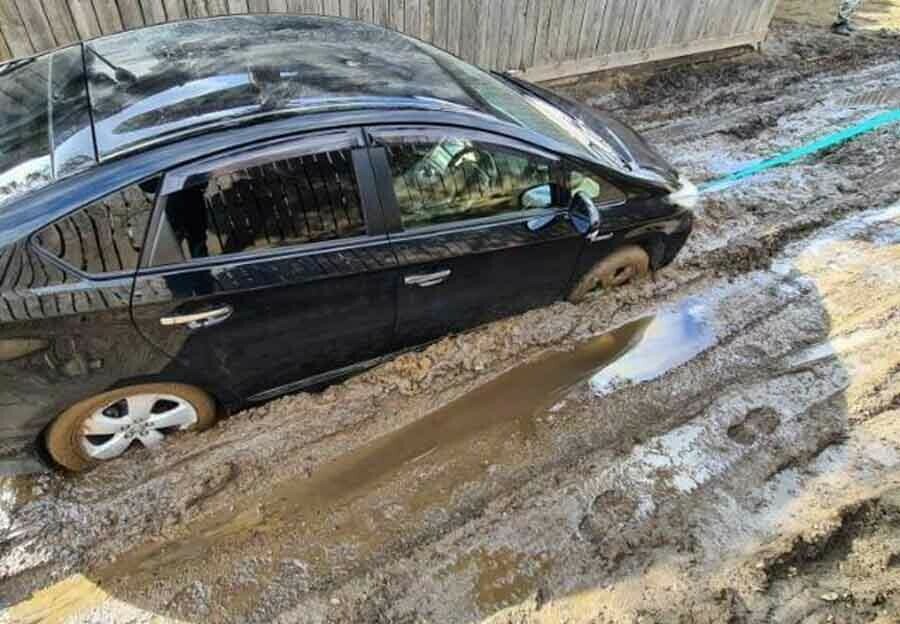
<box><xmin>366</xmin><ymin>125</ymin><xmax>563</xmax><ymax>235</ymax></box>
<box><xmin>143</xmin><ymin>128</ymin><xmax>385</xmax><ymax>271</ymax></box>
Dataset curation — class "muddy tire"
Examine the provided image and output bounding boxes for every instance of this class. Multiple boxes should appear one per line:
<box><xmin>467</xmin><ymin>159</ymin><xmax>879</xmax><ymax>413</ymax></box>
<box><xmin>568</xmin><ymin>245</ymin><xmax>651</xmax><ymax>303</ymax></box>
<box><xmin>45</xmin><ymin>383</ymin><xmax>217</xmax><ymax>472</ymax></box>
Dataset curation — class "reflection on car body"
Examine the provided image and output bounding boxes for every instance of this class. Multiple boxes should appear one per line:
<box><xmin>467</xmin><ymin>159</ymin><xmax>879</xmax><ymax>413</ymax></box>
<box><xmin>0</xmin><ymin>15</ymin><xmax>695</xmax><ymax>471</ymax></box>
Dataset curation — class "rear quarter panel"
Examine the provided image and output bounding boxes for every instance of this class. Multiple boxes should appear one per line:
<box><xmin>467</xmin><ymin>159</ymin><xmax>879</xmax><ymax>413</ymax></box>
<box><xmin>0</xmin><ymin>238</ymin><xmax>180</xmax><ymax>460</ymax></box>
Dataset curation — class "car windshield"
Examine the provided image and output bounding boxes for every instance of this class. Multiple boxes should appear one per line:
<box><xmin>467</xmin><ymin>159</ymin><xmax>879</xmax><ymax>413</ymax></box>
<box><xmin>0</xmin><ymin>46</ymin><xmax>96</xmax><ymax>209</ymax></box>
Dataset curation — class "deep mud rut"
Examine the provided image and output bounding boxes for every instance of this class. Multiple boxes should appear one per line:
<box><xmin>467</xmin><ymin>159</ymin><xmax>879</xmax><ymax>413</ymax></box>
<box><xmin>3</xmin><ymin>21</ymin><xmax>900</xmax><ymax>624</ymax></box>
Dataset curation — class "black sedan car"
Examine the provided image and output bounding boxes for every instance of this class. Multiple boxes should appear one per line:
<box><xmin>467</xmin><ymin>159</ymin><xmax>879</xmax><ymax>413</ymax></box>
<box><xmin>0</xmin><ymin>15</ymin><xmax>695</xmax><ymax>471</ymax></box>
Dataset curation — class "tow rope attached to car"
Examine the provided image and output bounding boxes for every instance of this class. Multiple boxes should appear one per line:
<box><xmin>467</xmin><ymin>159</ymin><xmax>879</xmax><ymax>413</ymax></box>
<box><xmin>698</xmin><ymin>108</ymin><xmax>900</xmax><ymax>195</ymax></box>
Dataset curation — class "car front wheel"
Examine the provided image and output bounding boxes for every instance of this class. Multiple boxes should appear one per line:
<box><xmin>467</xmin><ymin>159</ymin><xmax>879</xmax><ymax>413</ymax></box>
<box><xmin>45</xmin><ymin>383</ymin><xmax>217</xmax><ymax>472</ymax></box>
<box><xmin>568</xmin><ymin>245</ymin><xmax>651</xmax><ymax>304</ymax></box>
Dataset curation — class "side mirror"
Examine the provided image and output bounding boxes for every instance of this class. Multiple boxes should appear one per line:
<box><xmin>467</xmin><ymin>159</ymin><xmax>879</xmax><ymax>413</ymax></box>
<box><xmin>568</xmin><ymin>191</ymin><xmax>601</xmax><ymax>236</ymax></box>
<box><xmin>520</xmin><ymin>184</ymin><xmax>554</xmax><ymax>210</ymax></box>
<box><xmin>523</xmin><ymin>183</ymin><xmax>559</xmax><ymax>232</ymax></box>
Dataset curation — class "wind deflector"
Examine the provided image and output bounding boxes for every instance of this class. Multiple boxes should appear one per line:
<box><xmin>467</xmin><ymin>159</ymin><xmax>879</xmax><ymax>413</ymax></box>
<box><xmin>0</xmin><ymin>45</ymin><xmax>96</xmax><ymax>208</ymax></box>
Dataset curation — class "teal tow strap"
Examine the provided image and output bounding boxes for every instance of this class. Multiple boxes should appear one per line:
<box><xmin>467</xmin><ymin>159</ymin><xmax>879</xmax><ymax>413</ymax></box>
<box><xmin>699</xmin><ymin>109</ymin><xmax>900</xmax><ymax>195</ymax></box>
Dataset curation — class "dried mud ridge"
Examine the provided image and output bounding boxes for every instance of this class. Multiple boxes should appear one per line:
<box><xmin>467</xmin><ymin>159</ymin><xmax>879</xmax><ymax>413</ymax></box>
<box><xmin>2</xmin><ymin>21</ymin><xmax>900</xmax><ymax>624</ymax></box>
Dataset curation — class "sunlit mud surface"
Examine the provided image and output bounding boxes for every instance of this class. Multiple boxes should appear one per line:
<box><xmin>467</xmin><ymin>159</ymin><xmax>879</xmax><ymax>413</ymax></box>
<box><xmin>3</xmin><ymin>20</ymin><xmax>900</xmax><ymax>624</ymax></box>
<box><xmin>777</xmin><ymin>0</ymin><xmax>900</xmax><ymax>30</ymax></box>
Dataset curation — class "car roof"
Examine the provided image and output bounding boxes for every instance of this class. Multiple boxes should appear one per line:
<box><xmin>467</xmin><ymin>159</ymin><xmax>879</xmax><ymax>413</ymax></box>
<box><xmin>84</xmin><ymin>15</ymin><xmax>507</xmax><ymax>159</ymax></box>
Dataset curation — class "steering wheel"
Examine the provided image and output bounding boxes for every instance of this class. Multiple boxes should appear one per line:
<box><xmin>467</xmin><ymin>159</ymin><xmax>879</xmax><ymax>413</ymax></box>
<box><xmin>447</xmin><ymin>147</ymin><xmax>499</xmax><ymax>189</ymax></box>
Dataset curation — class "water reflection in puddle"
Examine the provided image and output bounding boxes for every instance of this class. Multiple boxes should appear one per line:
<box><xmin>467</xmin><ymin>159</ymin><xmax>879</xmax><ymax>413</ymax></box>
<box><xmin>591</xmin><ymin>300</ymin><xmax>715</xmax><ymax>396</ymax></box>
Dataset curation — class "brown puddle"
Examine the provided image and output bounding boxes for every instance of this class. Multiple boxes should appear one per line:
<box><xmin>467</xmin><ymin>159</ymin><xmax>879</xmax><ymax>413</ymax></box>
<box><xmin>96</xmin><ymin>316</ymin><xmax>652</xmax><ymax>580</ymax></box>
<box><xmin>89</xmin><ymin>302</ymin><xmax>716</xmax><ymax>611</ymax></box>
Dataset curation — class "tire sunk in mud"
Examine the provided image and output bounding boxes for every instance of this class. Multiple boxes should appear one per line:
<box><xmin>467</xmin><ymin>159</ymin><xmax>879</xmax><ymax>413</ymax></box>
<box><xmin>45</xmin><ymin>383</ymin><xmax>217</xmax><ymax>472</ymax></box>
<box><xmin>568</xmin><ymin>245</ymin><xmax>651</xmax><ymax>303</ymax></box>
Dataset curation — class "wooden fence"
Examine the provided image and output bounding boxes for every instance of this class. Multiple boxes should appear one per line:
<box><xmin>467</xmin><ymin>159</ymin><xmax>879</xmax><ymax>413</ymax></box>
<box><xmin>0</xmin><ymin>0</ymin><xmax>780</xmax><ymax>80</ymax></box>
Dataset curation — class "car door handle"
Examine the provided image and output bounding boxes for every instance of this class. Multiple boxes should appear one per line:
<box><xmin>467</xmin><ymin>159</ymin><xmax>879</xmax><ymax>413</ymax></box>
<box><xmin>404</xmin><ymin>269</ymin><xmax>452</xmax><ymax>288</ymax></box>
<box><xmin>160</xmin><ymin>305</ymin><xmax>233</xmax><ymax>329</ymax></box>
<box><xmin>588</xmin><ymin>231</ymin><xmax>614</xmax><ymax>242</ymax></box>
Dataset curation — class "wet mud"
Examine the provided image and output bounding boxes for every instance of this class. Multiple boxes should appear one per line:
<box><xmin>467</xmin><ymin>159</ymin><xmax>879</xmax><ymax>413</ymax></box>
<box><xmin>3</xmin><ymin>18</ymin><xmax>900</xmax><ymax>624</ymax></box>
<box><xmin>777</xmin><ymin>0</ymin><xmax>900</xmax><ymax>30</ymax></box>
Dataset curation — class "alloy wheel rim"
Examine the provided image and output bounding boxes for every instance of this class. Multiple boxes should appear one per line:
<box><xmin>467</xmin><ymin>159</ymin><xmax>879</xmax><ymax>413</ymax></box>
<box><xmin>79</xmin><ymin>393</ymin><xmax>198</xmax><ymax>460</ymax></box>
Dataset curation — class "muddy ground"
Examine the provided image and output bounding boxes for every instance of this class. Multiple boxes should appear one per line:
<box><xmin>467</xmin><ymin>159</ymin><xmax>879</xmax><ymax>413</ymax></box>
<box><xmin>3</xmin><ymin>19</ymin><xmax>900</xmax><ymax>624</ymax></box>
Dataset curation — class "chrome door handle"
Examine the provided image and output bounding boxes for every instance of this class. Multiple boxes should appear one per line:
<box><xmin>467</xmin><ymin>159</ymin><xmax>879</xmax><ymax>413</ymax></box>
<box><xmin>404</xmin><ymin>269</ymin><xmax>452</xmax><ymax>288</ymax></box>
<box><xmin>160</xmin><ymin>305</ymin><xmax>233</xmax><ymax>329</ymax></box>
<box><xmin>588</xmin><ymin>231</ymin><xmax>614</xmax><ymax>242</ymax></box>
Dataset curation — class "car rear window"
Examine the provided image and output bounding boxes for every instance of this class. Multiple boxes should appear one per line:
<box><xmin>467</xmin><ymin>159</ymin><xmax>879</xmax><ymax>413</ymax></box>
<box><xmin>0</xmin><ymin>45</ymin><xmax>96</xmax><ymax>209</ymax></box>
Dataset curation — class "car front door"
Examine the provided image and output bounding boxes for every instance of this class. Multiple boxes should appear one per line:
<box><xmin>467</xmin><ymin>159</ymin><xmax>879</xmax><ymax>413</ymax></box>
<box><xmin>367</xmin><ymin>126</ymin><xmax>586</xmax><ymax>351</ymax></box>
<box><xmin>131</xmin><ymin>129</ymin><xmax>399</xmax><ymax>403</ymax></box>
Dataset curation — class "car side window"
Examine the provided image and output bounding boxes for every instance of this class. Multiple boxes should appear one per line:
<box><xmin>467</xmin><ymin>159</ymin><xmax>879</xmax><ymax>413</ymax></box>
<box><xmin>568</xmin><ymin>168</ymin><xmax>627</xmax><ymax>206</ymax></box>
<box><xmin>32</xmin><ymin>178</ymin><xmax>159</xmax><ymax>275</ymax></box>
<box><xmin>160</xmin><ymin>148</ymin><xmax>365</xmax><ymax>263</ymax></box>
<box><xmin>377</xmin><ymin>133</ymin><xmax>555</xmax><ymax>230</ymax></box>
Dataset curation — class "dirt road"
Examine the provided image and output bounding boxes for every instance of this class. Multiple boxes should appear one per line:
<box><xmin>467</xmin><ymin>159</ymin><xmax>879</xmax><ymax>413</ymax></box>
<box><xmin>2</xmin><ymin>20</ymin><xmax>900</xmax><ymax>624</ymax></box>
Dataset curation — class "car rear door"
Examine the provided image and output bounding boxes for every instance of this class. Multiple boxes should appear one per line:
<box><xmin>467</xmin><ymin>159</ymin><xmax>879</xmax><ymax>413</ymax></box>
<box><xmin>367</xmin><ymin>126</ymin><xmax>585</xmax><ymax>350</ymax></box>
<box><xmin>131</xmin><ymin>129</ymin><xmax>399</xmax><ymax>403</ymax></box>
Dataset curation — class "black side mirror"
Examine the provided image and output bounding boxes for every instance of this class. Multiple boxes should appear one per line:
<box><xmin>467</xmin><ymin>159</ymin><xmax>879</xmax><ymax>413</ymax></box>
<box><xmin>568</xmin><ymin>191</ymin><xmax>601</xmax><ymax>237</ymax></box>
<box><xmin>520</xmin><ymin>184</ymin><xmax>554</xmax><ymax>210</ymax></box>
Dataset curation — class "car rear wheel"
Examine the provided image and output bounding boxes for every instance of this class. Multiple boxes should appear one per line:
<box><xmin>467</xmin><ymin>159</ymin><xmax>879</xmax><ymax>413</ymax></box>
<box><xmin>45</xmin><ymin>383</ymin><xmax>217</xmax><ymax>472</ymax></box>
<box><xmin>568</xmin><ymin>245</ymin><xmax>651</xmax><ymax>303</ymax></box>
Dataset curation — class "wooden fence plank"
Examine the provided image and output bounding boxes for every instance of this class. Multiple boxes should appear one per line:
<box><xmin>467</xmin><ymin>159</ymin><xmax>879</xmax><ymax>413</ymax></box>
<box><xmin>228</xmin><ymin>0</ymin><xmax>249</xmax><ymax>12</ymax></box>
<box><xmin>0</xmin><ymin>0</ymin><xmax>32</xmax><ymax>57</ymax></box>
<box><xmin>0</xmin><ymin>30</ymin><xmax>10</xmax><ymax>60</ymax></box>
<box><xmin>459</xmin><ymin>0</ymin><xmax>479</xmax><ymax>63</ymax></box>
<box><xmin>626</xmin><ymin>0</ymin><xmax>648</xmax><ymax>51</ymax></box>
<box><xmin>578</xmin><ymin>0</ymin><xmax>602</xmax><ymax>57</ymax></box>
<box><xmin>371</xmin><ymin>0</ymin><xmax>388</xmax><ymax>26</ymax></box>
<box><xmin>495</xmin><ymin>0</ymin><xmax>513</xmax><ymax>69</ymax></box>
<box><xmin>446</xmin><ymin>0</ymin><xmax>461</xmax><ymax>54</ymax></box>
<box><xmin>68</xmin><ymin>0</ymin><xmax>102</xmax><ymax>38</ymax></box>
<box><xmin>521</xmin><ymin>0</ymin><xmax>540</xmax><ymax>67</ymax></box>
<box><xmin>420</xmin><ymin>0</ymin><xmax>432</xmax><ymax>41</ymax></box>
<box><xmin>475</xmin><ymin>0</ymin><xmax>492</xmax><ymax>66</ymax></box>
<box><xmin>322</xmin><ymin>0</ymin><xmax>340</xmax><ymax>15</ymax></box>
<box><xmin>404</xmin><ymin>0</ymin><xmax>418</xmax><ymax>36</ymax></box>
<box><xmin>431</xmin><ymin>0</ymin><xmax>445</xmax><ymax>47</ymax></box>
<box><xmin>597</xmin><ymin>0</ymin><xmax>623</xmax><ymax>53</ymax></box>
<box><xmin>480</xmin><ymin>0</ymin><xmax>501</xmax><ymax>68</ymax></box>
<box><xmin>116</xmin><ymin>0</ymin><xmax>147</xmax><ymax>27</ymax></box>
<box><xmin>268</xmin><ymin>0</ymin><xmax>288</xmax><ymax>12</ymax></box>
<box><xmin>567</xmin><ymin>0</ymin><xmax>588</xmax><ymax>58</ymax></box>
<box><xmin>505</xmin><ymin>0</ymin><xmax>526</xmax><ymax>70</ymax></box>
<box><xmin>138</xmin><ymin>0</ymin><xmax>168</xmax><ymax>23</ymax></box>
<box><xmin>389</xmin><ymin>0</ymin><xmax>403</xmax><ymax>31</ymax></box>
<box><xmin>14</xmin><ymin>0</ymin><xmax>56</xmax><ymax>50</ymax></box>
<box><xmin>531</xmin><ymin>0</ymin><xmax>551</xmax><ymax>64</ymax></box>
<box><xmin>205</xmin><ymin>0</ymin><xmax>228</xmax><ymax>15</ymax></box>
<box><xmin>339</xmin><ymin>0</ymin><xmax>357</xmax><ymax>18</ymax></box>
<box><xmin>247</xmin><ymin>0</ymin><xmax>269</xmax><ymax>12</ymax></box>
<box><xmin>94</xmin><ymin>0</ymin><xmax>126</xmax><ymax>33</ymax></box>
<box><xmin>357</xmin><ymin>0</ymin><xmax>373</xmax><ymax>21</ymax></box>
<box><xmin>39</xmin><ymin>0</ymin><xmax>79</xmax><ymax>45</ymax></box>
